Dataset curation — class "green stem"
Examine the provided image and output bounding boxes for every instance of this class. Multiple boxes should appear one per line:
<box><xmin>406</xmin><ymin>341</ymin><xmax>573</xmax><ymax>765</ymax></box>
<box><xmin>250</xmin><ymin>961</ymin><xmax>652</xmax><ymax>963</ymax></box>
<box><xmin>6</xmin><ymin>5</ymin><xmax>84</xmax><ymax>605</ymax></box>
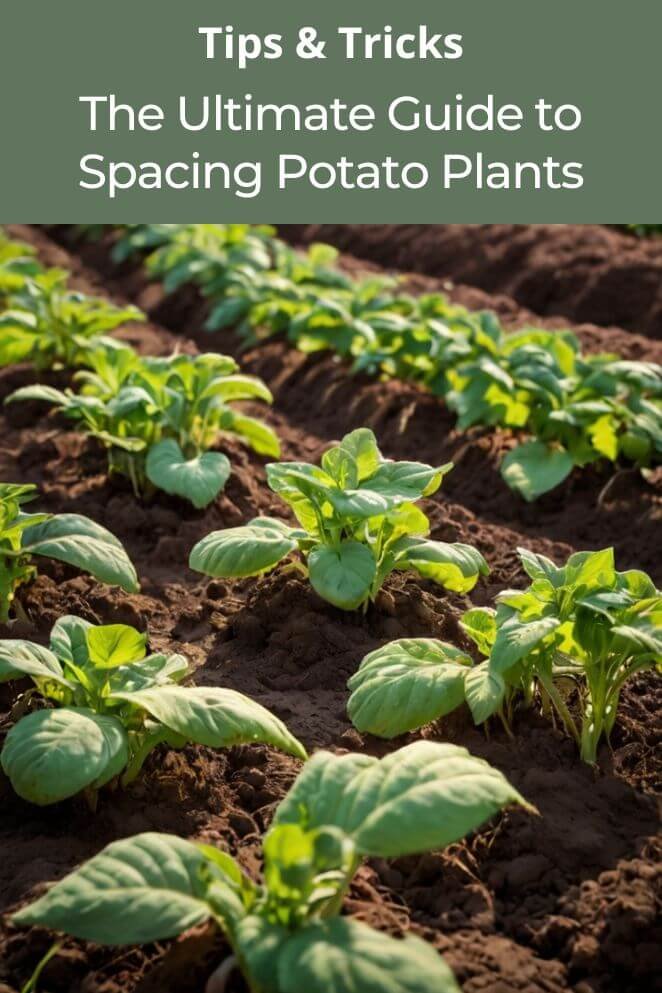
<box><xmin>537</xmin><ymin>670</ymin><xmax>581</xmax><ymax>747</ymax></box>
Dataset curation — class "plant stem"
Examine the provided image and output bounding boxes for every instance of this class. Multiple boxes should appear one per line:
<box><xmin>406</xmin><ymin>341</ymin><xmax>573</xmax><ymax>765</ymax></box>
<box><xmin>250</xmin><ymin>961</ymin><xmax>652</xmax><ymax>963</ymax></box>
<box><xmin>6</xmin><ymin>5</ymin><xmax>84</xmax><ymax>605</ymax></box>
<box><xmin>537</xmin><ymin>671</ymin><xmax>581</xmax><ymax>748</ymax></box>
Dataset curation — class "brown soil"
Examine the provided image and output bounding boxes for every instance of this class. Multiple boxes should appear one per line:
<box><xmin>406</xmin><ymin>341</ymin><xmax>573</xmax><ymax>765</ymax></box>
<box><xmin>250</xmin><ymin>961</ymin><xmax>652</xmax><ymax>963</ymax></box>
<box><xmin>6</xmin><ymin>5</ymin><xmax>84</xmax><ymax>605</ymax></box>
<box><xmin>280</xmin><ymin>224</ymin><xmax>662</xmax><ymax>341</ymax></box>
<box><xmin>0</xmin><ymin>225</ymin><xmax>659</xmax><ymax>993</ymax></box>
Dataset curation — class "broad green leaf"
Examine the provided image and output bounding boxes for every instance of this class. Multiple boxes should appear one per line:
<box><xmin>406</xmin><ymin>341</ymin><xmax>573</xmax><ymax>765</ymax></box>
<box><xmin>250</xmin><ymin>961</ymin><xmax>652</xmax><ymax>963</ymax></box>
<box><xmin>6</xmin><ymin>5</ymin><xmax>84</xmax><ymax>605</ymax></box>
<box><xmin>347</xmin><ymin>639</ymin><xmax>470</xmax><ymax>738</ymax></box>
<box><xmin>588</xmin><ymin>415</ymin><xmax>618</xmax><ymax>460</ymax></box>
<box><xmin>308</xmin><ymin>541</ymin><xmax>376</xmax><ymax>610</ymax></box>
<box><xmin>5</xmin><ymin>384</ymin><xmax>70</xmax><ymax>407</ymax></box>
<box><xmin>87</xmin><ymin>624</ymin><xmax>147</xmax><ymax>669</ymax></box>
<box><xmin>1</xmin><ymin>707</ymin><xmax>129</xmax><ymax>805</ymax></box>
<box><xmin>501</xmin><ymin>442</ymin><xmax>574</xmax><ymax>501</ymax></box>
<box><xmin>565</xmin><ymin>548</ymin><xmax>616</xmax><ymax>592</ymax></box>
<box><xmin>365</xmin><ymin>460</ymin><xmax>452</xmax><ymax>502</ymax></box>
<box><xmin>517</xmin><ymin>548</ymin><xmax>561</xmax><ymax>584</ymax></box>
<box><xmin>50</xmin><ymin>615</ymin><xmax>93</xmax><ymax>667</ymax></box>
<box><xmin>105</xmin><ymin>652</ymin><xmax>189</xmax><ymax>694</ymax></box>
<box><xmin>460</xmin><ymin>608</ymin><xmax>497</xmax><ymax>656</ymax></box>
<box><xmin>235</xmin><ymin>915</ymin><xmax>290</xmax><ymax>993</ymax></box>
<box><xmin>274</xmin><ymin>741</ymin><xmax>530</xmax><ymax>857</ymax></box>
<box><xmin>146</xmin><ymin>439</ymin><xmax>231</xmax><ymax>508</ymax></box>
<box><xmin>326</xmin><ymin>488</ymin><xmax>395</xmax><ymax>520</ymax></box>
<box><xmin>22</xmin><ymin>514</ymin><xmax>139</xmax><ymax>593</ymax></box>
<box><xmin>394</xmin><ymin>538</ymin><xmax>488</xmax><ymax>593</ymax></box>
<box><xmin>277</xmin><ymin>917</ymin><xmax>460</xmax><ymax>993</ymax></box>
<box><xmin>13</xmin><ymin>833</ymin><xmax>211</xmax><ymax>942</ymax></box>
<box><xmin>490</xmin><ymin>615</ymin><xmax>561</xmax><ymax>674</ymax></box>
<box><xmin>219</xmin><ymin>409</ymin><xmax>281</xmax><ymax>458</ymax></box>
<box><xmin>189</xmin><ymin>518</ymin><xmax>296</xmax><ymax>577</ymax></box>
<box><xmin>0</xmin><ymin>640</ymin><xmax>71</xmax><ymax>687</ymax></box>
<box><xmin>108</xmin><ymin>684</ymin><xmax>307</xmax><ymax>759</ymax></box>
<box><xmin>0</xmin><ymin>328</ymin><xmax>39</xmax><ymax>365</ymax></box>
<box><xmin>322</xmin><ymin>429</ymin><xmax>381</xmax><ymax>485</ymax></box>
<box><xmin>464</xmin><ymin>662</ymin><xmax>506</xmax><ymax>723</ymax></box>
<box><xmin>200</xmin><ymin>373</ymin><xmax>273</xmax><ymax>404</ymax></box>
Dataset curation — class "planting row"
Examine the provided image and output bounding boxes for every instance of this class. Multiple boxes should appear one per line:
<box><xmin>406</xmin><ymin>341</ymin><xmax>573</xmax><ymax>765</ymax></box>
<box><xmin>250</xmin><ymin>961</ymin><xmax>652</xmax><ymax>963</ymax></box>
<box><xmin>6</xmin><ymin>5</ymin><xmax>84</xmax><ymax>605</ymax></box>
<box><xmin>53</xmin><ymin>224</ymin><xmax>662</xmax><ymax>502</ymax></box>
<box><xmin>281</xmin><ymin>224</ymin><xmax>662</xmax><ymax>339</ymax></box>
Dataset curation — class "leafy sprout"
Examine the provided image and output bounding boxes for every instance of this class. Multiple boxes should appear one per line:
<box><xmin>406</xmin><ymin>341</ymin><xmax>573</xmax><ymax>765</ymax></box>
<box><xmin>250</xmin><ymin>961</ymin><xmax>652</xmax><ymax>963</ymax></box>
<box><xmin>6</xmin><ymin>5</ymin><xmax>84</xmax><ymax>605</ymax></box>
<box><xmin>348</xmin><ymin>548</ymin><xmax>661</xmax><ymax>764</ymax></box>
<box><xmin>6</xmin><ymin>344</ymin><xmax>280</xmax><ymax>507</ymax></box>
<box><xmin>0</xmin><ymin>483</ymin><xmax>138</xmax><ymax>624</ymax></box>
<box><xmin>0</xmin><ymin>266</ymin><xmax>144</xmax><ymax>371</ymax></box>
<box><xmin>189</xmin><ymin>428</ymin><xmax>488</xmax><ymax>610</ymax></box>
<box><xmin>13</xmin><ymin>741</ymin><xmax>531</xmax><ymax>992</ymax></box>
<box><xmin>0</xmin><ymin>615</ymin><xmax>305</xmax><ymax>805</ymax></box>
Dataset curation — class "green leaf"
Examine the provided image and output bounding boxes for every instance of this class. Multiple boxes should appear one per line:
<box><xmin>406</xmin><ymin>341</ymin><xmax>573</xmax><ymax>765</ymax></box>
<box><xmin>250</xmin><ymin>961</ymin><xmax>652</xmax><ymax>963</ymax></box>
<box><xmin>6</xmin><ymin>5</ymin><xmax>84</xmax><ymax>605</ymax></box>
<box><xmin>460</xmin><ymin>608</ymin><xmax>497</xmax><ymax>656</ymax></box>
<box><xmin>5</xmin><ymin>384</ymin><xmax>70</xmax><ymax>407</ymax></box>
<box><xmin>146</xmin><ymin>439</ymin><xmax>231</xmax><ymax>508</ymax></box>
<box><xmin>200</xmin><ymin>373</ymin><xmax>273</xmax><ymax>404</ymax></box>
<box><xmin>108</xmin><ymin>685</ymin><xmax>307</xmax><ymax>759</ymax></box>
<box><xmin>347</xmin><ymin>639</ymin><xmax>470</xmax><ymax>738</ymax></box>
<box><xmin>1</xmin><ymin>708</ymin><xmax>129</xmax><ymax>805</ymax></box>
<box><xmin>308</xmin><ymin>541</ymin><xmax>376</xmax><ymax>610</ymax></box>
<box><xmin>235</xmin><ymin>915</ymin><xmax>290</xmax><ymax>993</ymax></box>
<box><xmin>464</xmin><ymin>662</ymin><xmax>506</xmax><ymax>723</ymax></box>
<box><xmin>490</xmin><ymin>615</ymin><xmax>561</xmax><ymax>674</ymax></box>
<box><xmin>0</xmin><ymin>640</ymin><xmax>71</xmax><ymax>687</ymax></box>
<box><xmin>501</xmin><ymin>442</ymin><xmax>574</xmax><ymax>501</ymax></box>
<box><xmin>87</xmin><ymin>624</ymin><xmax>147</xmax><ymax>669</ymax></box>
<box><xmin>588</xmin><ymin>415</ymin><xmax>618</xmax><ymax>460</ymax></box>
<box><xmin>189</xmin><ymin>518</ymin><xmax>296</xmax><ymax>577</ymax></box>
<box><xmin>105</xmin><ymin>652</ymin><xmax>189</xmax><ymax>694</ymax></box>
<box><xmin>49</xmin><ymin>615</ymin><xmax>93</xmax><ymax>667</ymax></box>
<box><xmin>517</xmin><ymin>548</ymin><xmax>561</xmax><ymax>584</ymax></box>
<box><xmin>322</xmin><ymin>429</ymin><xmax>381</xmax><ymax>485</ymax></box>
<box><xmin>565</xmin><ymin>548</ymin><xmax>616</xmax><ymax>592</ymax></box>
<box><xmin>277</xmin><ymin>917</ymin><xmax>460</xmax><ymax>993</ymax></box>
<box><xmin>219</xmin><ymin>409</ymin><xmax>281</xmax><ymax>458</ymax></box>
<box><xmin>394</xmin><ymin>538</ymin><xmax>488</xmax><ymax>593</ymax></box>
<box><xmin>274</xmin><ymin>741</ymin><xmax>530</xmax><ymax>857</ymax></box>
<box><xmin>21</xmin><ymin>514</ymin><xmax>139</xmax><ymax>593</ymax></box>
<box><xmin>365</xmin><ymin>460</ymin><xmax>452</xmax><ymax>502</ymax></box>
<box><xmin>12</xmin><ymin>833</ymin><xmax>211</xmax><ymax>942</ymax></box>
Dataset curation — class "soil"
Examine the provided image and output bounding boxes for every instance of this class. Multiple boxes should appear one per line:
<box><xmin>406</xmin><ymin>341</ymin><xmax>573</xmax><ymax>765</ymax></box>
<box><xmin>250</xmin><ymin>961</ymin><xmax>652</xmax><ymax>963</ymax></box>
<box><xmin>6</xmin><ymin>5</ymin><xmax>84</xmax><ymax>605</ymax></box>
<box><xmin>280</xmin><ymin>224</ymin><xmax>662</xmax><ymax>341</ymax></box>
<box><xmin>0</xmin><ymin>224</ymin><xmax>659</xmax><ymax>993</ymax></box>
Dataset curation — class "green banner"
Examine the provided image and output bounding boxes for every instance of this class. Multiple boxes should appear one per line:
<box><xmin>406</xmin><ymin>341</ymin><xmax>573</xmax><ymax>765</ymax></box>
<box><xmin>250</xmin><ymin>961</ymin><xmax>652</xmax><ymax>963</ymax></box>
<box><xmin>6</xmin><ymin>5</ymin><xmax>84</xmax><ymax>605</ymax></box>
<box><xmin>0</xmin><ymin>0</ymin><xmax>658</xmax><ymax>220</ymax></box>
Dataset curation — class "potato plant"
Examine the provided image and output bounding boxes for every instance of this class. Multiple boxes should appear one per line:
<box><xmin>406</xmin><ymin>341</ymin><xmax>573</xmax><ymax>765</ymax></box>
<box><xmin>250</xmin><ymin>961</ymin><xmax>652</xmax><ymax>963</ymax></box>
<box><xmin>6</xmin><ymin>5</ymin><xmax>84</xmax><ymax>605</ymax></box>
<box><xmin>0</xmin><ymin>615</ymin><xmax>305</xmax><ymax>805</ymax></box>
<box><xmin>348</xmin><ymin>548</ymin><xmax>661</xmax><ymax>763</ymax></box>
<box><xmin>14</xmin><ymin>740</ymin><xmax>531</xmax><ymax>992</ymax></box>
<box><xmin>7</xmin><ymin>345</ymin><xmax>280</xmax><ymax>507</ymax></box>
<box><xmin>0</xmin><ymin>483</ymin><xmax>138</xmax><ymax>623</ymax></box>
<box><xmin>0</xmin><ymin>265</ymin><xmax>143</xmax><ymax>370</ymax></box>
<box><xmin>190</xmin><ymin>428</ymin><xmax>488</xmax><ymax>610</ymax></box>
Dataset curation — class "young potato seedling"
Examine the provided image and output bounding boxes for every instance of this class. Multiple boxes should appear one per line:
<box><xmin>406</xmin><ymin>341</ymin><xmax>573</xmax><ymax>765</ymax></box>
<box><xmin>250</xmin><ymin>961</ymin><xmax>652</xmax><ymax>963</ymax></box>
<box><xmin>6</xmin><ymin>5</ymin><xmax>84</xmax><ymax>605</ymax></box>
<box><xmin>348</xmin><ymin>548</ymin><xmax>661</xmax><ymax>764</ymax></box>
<box><xmin>0</xmin><ymin>483</ymin><xmax>138</xmax><ymax>624</ymax></box>
<box><xmin>189</xmin><ymin>428</ymin><xmax>488</xmax><ymax>610</ymax></box>
<box><xmin>0</xmin><ymin>266</ymin><xmax>144</xmax><ymax>370</ymax></box>
<box><xmin>7</xmin><ymin>346</ymin><xmax>280</xmax><ymax>508</ymax></box>
<box><xmin>0</xmin><ymin>615</ymin><xmax>305</xmax><ymax>805</ymax></box>
<box><xmin>13</xmin><ymin>740</ymin><xmax>531</xmax><ymax>992</ymax></box>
